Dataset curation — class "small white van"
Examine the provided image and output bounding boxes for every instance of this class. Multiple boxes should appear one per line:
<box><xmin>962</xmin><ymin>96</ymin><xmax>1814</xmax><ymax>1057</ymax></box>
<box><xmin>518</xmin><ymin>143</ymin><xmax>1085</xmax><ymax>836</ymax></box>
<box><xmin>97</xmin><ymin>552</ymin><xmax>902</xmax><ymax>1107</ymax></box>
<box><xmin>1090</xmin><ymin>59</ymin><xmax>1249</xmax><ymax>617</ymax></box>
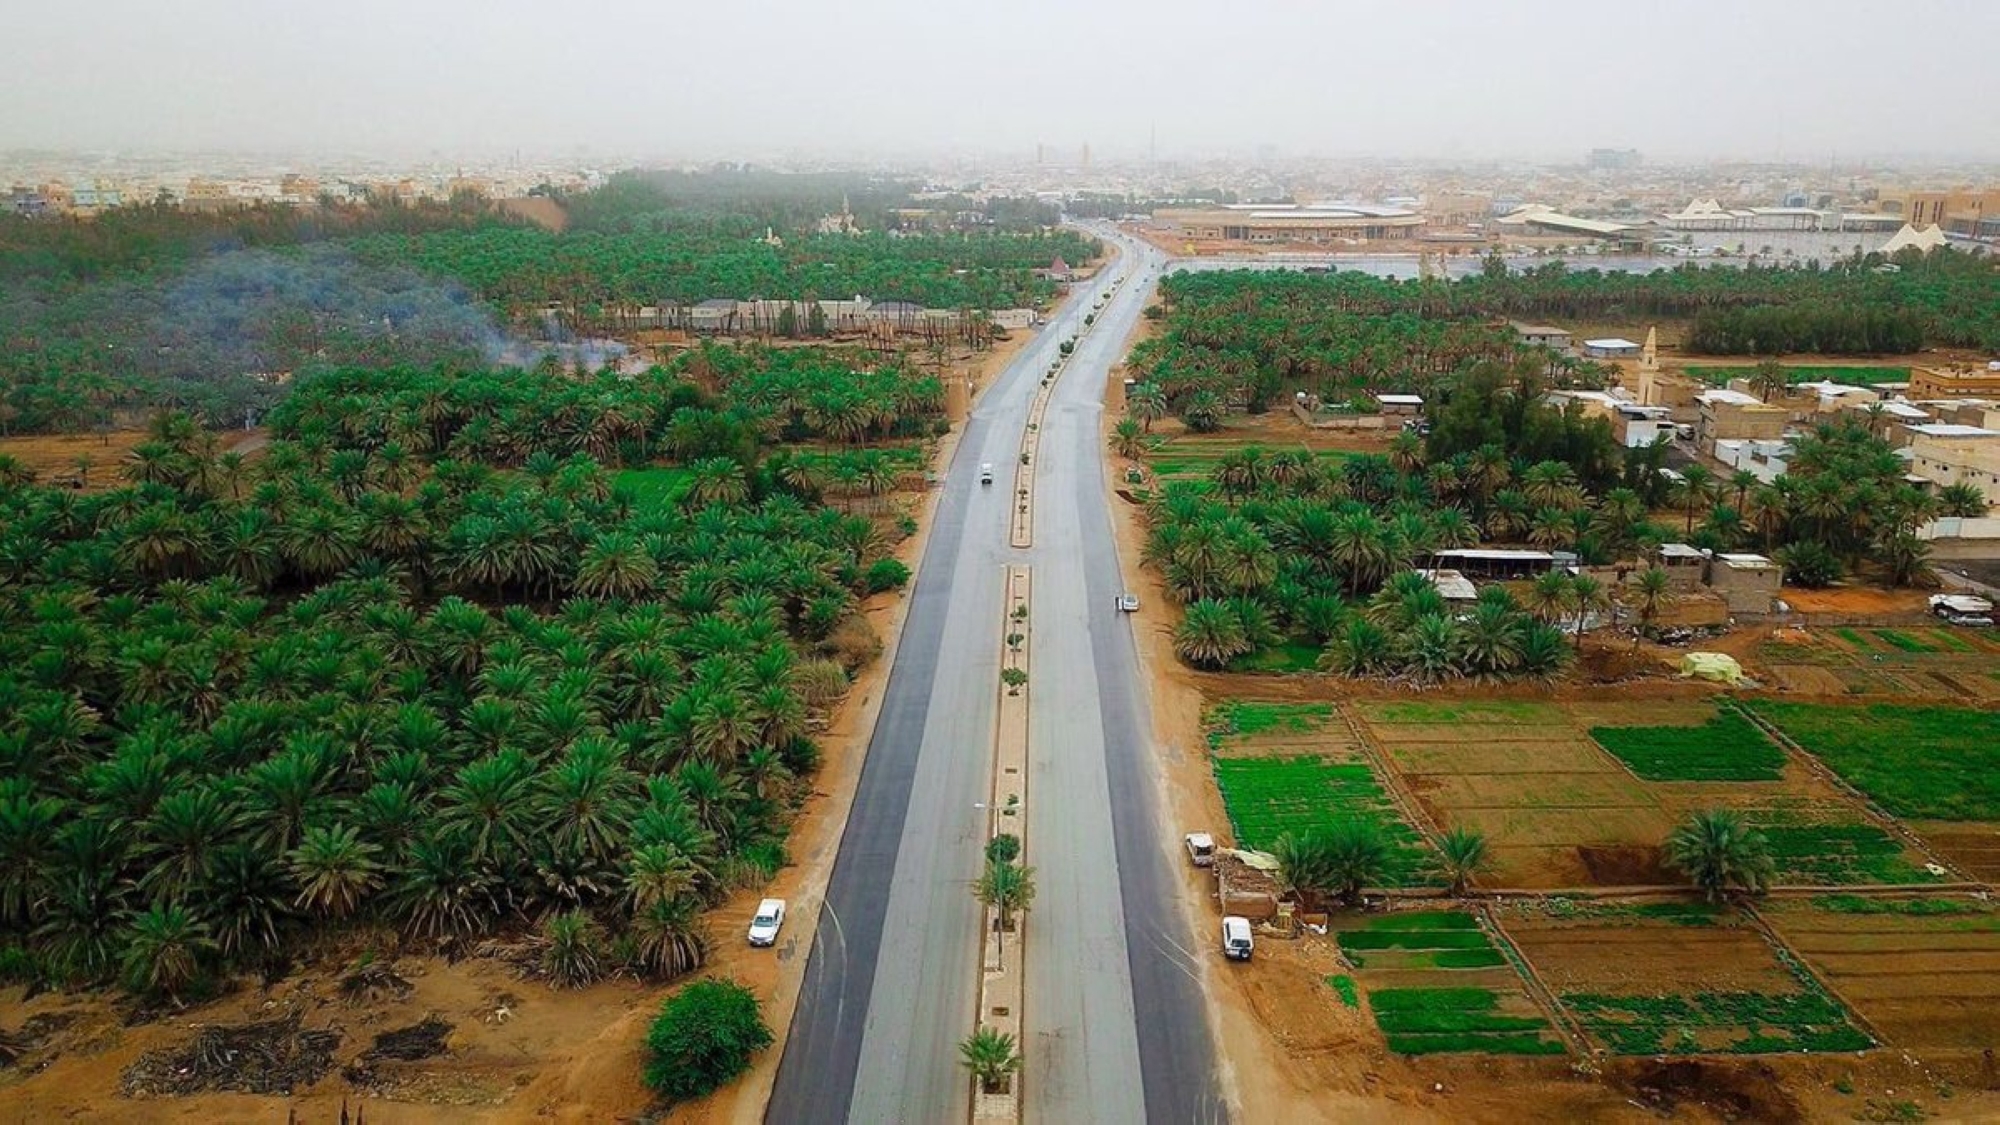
<box><xmin>979</xmin><ymin>463</ymin><xmax>994</xmax><ymax>486</ymax></box>
<box><xmin>1221</xmin><ymin>915</ymin><xmax>1253</xmax><ymax>961</ymax></box>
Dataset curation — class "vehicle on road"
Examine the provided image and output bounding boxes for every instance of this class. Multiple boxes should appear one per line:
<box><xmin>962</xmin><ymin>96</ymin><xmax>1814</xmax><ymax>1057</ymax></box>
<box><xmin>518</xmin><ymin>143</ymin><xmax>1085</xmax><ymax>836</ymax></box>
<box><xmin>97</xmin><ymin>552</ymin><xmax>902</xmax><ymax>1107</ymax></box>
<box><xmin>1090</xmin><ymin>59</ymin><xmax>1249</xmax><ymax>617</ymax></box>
<box><xmin>1116</xmin><ymin>593</ymin><xmax>1140</xmax><ymax>613</ymax></box>
<box><xmin>1184</xmin><ymin>832</ymin><xmax>1215</xmax><ymax>867</ymax></box>
<box><xmin>748</xmin><ymin>898</ymin><xmax>786</xmax><ymax>947</ymax></box>
<box><xmin>1221</xmin><ymin>915</ymin><xmax>1254</xmax><ymax>961</ymax></box>
<box><xmin>979</xmin><ymin>462</ymin><xmax>994</xmax><ymax>486</ymax></box>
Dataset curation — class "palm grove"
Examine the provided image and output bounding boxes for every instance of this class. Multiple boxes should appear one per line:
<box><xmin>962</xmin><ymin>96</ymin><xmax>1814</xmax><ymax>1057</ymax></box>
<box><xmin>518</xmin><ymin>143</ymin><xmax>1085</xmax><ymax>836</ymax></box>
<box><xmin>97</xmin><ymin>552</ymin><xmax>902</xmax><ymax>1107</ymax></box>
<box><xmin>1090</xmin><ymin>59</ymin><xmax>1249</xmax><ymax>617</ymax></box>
<box><xmin>1125</xmin><ymin>271</ymin><xmax>1984</xmax><ymax>682</ymax></box>
<box><xmin>0</xmin><ymin>348</ymin><xmax>946</xmax><ymax>1001</ymax></box>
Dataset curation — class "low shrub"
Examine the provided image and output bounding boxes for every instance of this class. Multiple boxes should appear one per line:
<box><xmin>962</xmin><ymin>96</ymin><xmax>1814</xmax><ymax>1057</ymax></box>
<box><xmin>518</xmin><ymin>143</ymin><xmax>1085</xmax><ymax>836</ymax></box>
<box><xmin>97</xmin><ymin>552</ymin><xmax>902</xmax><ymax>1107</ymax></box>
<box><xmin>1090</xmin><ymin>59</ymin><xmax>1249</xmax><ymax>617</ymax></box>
<box><xmin>644</xmin><ymin>979</ymin><xmax>774</xmax><ymax>1103</ymax></box>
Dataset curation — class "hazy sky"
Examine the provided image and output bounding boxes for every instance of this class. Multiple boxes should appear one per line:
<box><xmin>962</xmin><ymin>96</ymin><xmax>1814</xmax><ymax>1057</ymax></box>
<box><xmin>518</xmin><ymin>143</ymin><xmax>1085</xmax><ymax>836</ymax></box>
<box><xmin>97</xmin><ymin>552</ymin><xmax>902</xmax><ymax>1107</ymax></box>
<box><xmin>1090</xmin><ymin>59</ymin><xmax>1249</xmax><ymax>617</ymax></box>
<box><xmin>5</xmin><ymin>0</ymin><xmax>1995</xmax><ymax>162</ymax></box>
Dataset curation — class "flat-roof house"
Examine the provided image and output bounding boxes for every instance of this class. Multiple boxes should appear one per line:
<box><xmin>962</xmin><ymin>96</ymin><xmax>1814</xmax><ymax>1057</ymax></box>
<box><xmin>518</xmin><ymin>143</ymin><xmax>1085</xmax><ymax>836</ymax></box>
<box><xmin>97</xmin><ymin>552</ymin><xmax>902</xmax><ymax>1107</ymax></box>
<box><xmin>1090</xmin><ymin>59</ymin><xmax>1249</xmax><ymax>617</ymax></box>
<box><xmin>1512</xmin><ymin>322</ymin><xmax>1573</xmax><ymax>351</ymax></box>
<box><xmin>1582</xmin><ymin>337</ymin><xmax>1643</xmax><ymax>359</ymax></box>
<box><xmin>1375</xmin><ymin>393</ymin><xmax>1424</xmax><ymax>416</ymax></box>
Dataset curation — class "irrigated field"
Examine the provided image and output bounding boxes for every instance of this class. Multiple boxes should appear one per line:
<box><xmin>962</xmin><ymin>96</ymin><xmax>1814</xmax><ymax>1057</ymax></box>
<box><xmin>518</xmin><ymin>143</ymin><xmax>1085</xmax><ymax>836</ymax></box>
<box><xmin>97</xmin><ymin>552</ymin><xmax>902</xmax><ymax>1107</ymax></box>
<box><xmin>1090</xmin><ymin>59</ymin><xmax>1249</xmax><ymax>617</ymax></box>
<box><xmin>1763</xmin><ymin>897</ymin><xmax>2000</xmax><ymax>1049</ymax></box>
<box><xmin>1206</xmin><ymin>701</ymin><xmax>1436</xmax><ymax>885</ymax></box>
<box><xmin>1499</xmin><ymin>903</ymin><xmax>1871</xmax><ymax>1055</ymax></box>
<box><xmin>1352</xmin><ymin>697</ymin><xmax>1934</xmax><ymax>889</ymax></box>
<box><xmin>1756</xmin><ymin>626</ymin><xmax>2000</xmax><ymax>700</ymax></box>
<box><xmin>1334</xmin><ymin>910</ymin><xmax>1565</xmax><ymax>1056</ymax></box>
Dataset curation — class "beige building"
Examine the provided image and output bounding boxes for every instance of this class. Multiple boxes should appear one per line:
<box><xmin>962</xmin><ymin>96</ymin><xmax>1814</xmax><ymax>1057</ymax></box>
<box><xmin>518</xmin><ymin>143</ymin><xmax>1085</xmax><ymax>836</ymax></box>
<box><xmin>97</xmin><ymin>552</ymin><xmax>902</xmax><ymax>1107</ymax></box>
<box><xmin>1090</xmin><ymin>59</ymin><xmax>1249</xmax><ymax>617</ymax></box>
<box><xmin>1695</xmin><ymin>389</ymin><xmax>1787</xmax><ymax>451</ymax></box>
<box><xmin>1910</xmin><ymin>364</ymin><xmax>2000</xmax><ymax>399</ymax></box>
<box><xmin>1877</xmin><ymin>188</ymin><xmax>2000</xmax><ymax>239</ymax></box>
<box><xmin>1909</xmin><ymin>430</ymin><xmax>2000</xmax><ymax>505</ymax></box>
<box><xmin>1709</xmin><ymin>554</ymin><xmax>1783</xmax><ymax>615</ymax></box>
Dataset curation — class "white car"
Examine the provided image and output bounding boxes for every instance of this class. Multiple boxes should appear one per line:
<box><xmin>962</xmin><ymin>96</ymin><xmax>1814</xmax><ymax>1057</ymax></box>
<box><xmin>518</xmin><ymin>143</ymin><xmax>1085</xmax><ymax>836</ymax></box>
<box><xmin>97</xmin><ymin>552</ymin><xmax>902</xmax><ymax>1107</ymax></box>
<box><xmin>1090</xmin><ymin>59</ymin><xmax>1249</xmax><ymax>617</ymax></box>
<box><xmin>1184</xmin><ymin>832</ymin><xmax>1216</xmax><ymax>867</ymax></box>
<box><xmin>1221</xmin><ymin>915</ymin><xmax>1254</xmax><ymax>961</ymax></box>
<box><xmin>979</xmin><ymin>463</ymin><xmax>994</xmax><ymax>486</ymax></box>
<box><xmin>1116</xmin><ymin>593</ymin><xmax>1140</xmax><ymax>613</ymax></box>
<box><xmin>747</xmin><ymin>898</ymin><xmax>786</xmax><ymax>947</ymax></box>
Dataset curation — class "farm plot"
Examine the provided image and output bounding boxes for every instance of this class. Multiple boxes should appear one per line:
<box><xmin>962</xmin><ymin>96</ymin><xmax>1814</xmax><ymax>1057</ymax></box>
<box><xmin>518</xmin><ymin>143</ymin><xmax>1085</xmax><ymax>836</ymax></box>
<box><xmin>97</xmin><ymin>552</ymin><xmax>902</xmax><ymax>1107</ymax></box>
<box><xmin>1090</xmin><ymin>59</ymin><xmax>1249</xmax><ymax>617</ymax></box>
<box><xmin>1764</xmin><ymin>898</ymin><xmax>2000</xmax><ymax>1049</ymax></box>
<box><xmin>1335</xmin><ymin>911</ymin><xmax>1565</xmax><ymax>1056</ymax></box>
<box><xmin>1500</xmin><ymin>904</ymin><xmax>1871</xmax><ymax>1055</ymax></box>
<box><xmin>1211</xmin><ymin>756</ymin><xmax>1436</xmax><ymax>885</ymax></box>
<box><xmin>1745</xmin><ymin>700</ymin><xmax>2000</xmax><ymax>821</ymax></box>
<box><xmin>1755</xmin><ymin>629</ymin><xmax>2000</xmax><ymax>701</ymax></box>
<box><xmin>1358</xmin><ymin>701</ymin><xmax>1674</xmax><ymax>888</ymax></box>
<box><xmin>1206</xmin><ymin>698</ymin><xmax>1436</xmax><ymax>885</ymax></box>
<box><xmin>1586</xmin><ymin>708</ymin><xmax>1785</xmax><ymax>781</ymax></box>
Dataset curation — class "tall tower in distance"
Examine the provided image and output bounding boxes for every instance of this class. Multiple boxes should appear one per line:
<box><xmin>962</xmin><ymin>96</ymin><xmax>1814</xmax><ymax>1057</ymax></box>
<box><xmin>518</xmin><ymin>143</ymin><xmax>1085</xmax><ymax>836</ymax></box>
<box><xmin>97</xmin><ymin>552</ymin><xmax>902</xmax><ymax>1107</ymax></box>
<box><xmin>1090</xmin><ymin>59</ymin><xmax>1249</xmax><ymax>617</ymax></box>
<box><xmin>1036</xmin><ymin>142</ymin><xmax>1044</xmax><ymax>165</ymax></box>
<box><xmin>1081</xmin><ymin>142</ymin><xmax>1090</xmax><ymax>169</ymax></box>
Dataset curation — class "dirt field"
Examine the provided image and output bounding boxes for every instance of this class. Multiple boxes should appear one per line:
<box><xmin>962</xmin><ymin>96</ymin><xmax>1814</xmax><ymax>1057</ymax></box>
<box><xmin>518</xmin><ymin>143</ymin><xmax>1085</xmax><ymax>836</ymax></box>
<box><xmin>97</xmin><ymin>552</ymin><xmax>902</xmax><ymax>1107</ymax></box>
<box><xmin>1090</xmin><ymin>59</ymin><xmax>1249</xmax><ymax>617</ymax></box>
<box><xmin>1764</xmin><ymin>899</ymin><xmax>2000</xmax><ymax>1050</ymax></box>
<box><xmin>1756</xmin><ymin>623</ymin><xmax>2000</xmax><ymax>701</ymax></box>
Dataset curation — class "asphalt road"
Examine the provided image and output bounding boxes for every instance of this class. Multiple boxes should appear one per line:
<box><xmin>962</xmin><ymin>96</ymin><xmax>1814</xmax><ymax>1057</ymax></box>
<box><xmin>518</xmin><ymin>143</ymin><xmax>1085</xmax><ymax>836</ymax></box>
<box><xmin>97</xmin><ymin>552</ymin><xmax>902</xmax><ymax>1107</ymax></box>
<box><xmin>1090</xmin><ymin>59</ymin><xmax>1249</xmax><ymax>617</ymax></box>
<box><xmin>1030</xmin><ymin>230</ymin><xmax>1227</xmax><ymax>1125</ymax></box>
<box><xmin>769</xmin><ymin>245</ymin><xmax>1128</xmax><ymax>1122</ymax></box>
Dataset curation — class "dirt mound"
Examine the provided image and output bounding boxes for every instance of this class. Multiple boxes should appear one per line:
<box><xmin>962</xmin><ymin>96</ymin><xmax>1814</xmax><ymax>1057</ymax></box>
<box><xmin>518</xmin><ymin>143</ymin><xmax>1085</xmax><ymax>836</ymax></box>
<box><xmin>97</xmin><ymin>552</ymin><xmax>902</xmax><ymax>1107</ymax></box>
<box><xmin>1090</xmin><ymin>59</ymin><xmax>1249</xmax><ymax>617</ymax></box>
<box><xmin>119</xmin><ymin>1015</ymin><xmax>341</xmax><ymax>1097</ymax></box>
<box><xmin>1575</xmin><ymin>843</ymin><xmax>1671</xmax><ymax>886</ymax></box>
<box><xmin>1609</xmin><ymin>1058</ymin><xmax>1803</xmax><ymax>1123</ymax></box>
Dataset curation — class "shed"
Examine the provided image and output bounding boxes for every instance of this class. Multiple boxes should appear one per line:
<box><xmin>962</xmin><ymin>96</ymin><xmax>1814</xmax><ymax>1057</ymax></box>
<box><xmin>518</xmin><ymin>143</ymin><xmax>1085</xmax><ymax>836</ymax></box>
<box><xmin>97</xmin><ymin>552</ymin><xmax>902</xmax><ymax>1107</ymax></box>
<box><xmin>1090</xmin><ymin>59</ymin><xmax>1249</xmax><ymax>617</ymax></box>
<box><xmin>1374</xmin><ymin>393</ymin><xmax>1424</xmax><ymax>415</ymax></box>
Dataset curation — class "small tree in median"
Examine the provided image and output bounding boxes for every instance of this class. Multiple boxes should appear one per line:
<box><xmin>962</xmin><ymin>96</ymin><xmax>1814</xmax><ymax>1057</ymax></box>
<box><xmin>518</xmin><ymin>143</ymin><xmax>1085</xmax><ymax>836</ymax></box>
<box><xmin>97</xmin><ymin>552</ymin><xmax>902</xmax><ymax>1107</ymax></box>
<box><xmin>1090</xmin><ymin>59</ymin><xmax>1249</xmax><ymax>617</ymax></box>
<box><xmin>974</xmin><ymin>858</ymin><xmax>1037</xmax><ymax>961</ymax></box>
<box><xmin>985</xmin><ymin>833</ymin><xmax>1021</xmax><ymax>865</ymax></box>
<box><xmin>958</xmin><ymin>1025</ymin><xmax>1022</xmax><ymax>1094</ymax></box>
<box><xmin>1001</xmin><ymin>666</ymin><xmax>1028</xmax><ymax>696</ymax></box>
<box><xmin>643</xmin><ymin>978</ymin><xmax>774</xmax><ymax>1104</ymax></box>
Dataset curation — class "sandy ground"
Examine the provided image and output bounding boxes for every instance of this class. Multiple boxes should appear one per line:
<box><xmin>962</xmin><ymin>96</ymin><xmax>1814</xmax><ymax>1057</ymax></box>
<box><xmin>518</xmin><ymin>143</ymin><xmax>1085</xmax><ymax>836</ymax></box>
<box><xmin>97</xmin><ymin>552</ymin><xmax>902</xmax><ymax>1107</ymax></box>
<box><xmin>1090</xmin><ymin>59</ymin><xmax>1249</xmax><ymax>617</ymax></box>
<box><xmin>0</xmin><ymin>337</ymin><xmax>1030</xmax><ymax>1123</ymax></box>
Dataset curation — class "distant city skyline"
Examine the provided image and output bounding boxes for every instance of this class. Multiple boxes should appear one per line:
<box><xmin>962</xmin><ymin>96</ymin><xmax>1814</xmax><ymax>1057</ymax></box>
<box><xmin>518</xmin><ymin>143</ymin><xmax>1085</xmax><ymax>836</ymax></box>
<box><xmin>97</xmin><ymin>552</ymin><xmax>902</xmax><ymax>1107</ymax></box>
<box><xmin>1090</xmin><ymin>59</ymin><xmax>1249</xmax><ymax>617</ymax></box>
<box><xmin>3</xmin><ymin>0</ymin><xmax>1997</xmax><ymax>165</ymax></box>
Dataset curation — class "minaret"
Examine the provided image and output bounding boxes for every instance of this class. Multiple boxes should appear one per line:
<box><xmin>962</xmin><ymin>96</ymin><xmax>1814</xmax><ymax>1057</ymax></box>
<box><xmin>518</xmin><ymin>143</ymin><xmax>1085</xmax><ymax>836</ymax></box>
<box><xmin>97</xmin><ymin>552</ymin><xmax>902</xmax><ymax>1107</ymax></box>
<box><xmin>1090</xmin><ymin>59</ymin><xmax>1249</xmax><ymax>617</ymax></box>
<box><xmin>1638</xmin><ymin>326</ymin><xmax>1660</xmax><ymax>403</ymax></box>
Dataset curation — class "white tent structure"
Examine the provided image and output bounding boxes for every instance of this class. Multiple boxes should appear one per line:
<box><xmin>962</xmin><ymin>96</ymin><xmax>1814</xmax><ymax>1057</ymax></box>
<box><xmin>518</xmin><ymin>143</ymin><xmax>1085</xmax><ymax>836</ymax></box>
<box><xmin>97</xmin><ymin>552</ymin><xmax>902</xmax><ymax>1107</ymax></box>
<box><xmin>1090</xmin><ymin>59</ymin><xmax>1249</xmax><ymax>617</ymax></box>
<box><xmin>1878</xmin><ymin>223</ymin><xmax>1949</xmax><ymax>255</ymax></box>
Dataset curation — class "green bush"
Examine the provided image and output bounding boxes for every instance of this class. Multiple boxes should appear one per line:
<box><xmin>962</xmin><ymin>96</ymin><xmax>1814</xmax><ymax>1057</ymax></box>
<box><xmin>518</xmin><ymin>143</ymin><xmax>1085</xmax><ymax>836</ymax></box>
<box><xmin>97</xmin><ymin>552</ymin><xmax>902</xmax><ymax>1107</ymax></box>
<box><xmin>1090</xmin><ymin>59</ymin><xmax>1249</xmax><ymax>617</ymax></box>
<box><xmin>864</xmin><ymin>557</ymin><xmax>911</xmax><ymax>593</ymax></box>
<box><xmin>644</xmin><ymin>978</ymin><xmax>774</xmax><ymax>1103</ymax></box>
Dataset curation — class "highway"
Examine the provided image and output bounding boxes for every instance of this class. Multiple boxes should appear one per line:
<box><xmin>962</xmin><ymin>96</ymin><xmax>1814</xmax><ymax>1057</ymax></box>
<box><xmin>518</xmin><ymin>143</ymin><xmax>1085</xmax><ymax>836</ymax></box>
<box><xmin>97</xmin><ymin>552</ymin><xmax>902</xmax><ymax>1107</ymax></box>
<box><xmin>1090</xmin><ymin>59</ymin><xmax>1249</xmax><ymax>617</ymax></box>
<box><xmin>767</xmin><ymin>227</ymin><xmax>1224</xmax><ymax>1124</ymax></box>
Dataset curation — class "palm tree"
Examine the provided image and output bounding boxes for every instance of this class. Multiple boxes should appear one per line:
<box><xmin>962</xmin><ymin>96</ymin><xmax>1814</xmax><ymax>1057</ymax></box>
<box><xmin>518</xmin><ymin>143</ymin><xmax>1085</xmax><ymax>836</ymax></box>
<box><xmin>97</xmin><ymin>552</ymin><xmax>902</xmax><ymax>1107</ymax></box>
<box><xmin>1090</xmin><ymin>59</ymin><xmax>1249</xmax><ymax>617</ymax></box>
<box><xmin>1127</xmin><ymin>383</ymin><xmax>1168</xmax><ymax>432</ymax></box>
<box><xmin>1438</xmin><ymin>826</ymin><xmax>1489</xmax><ymax>896</ymax></box>
<box><xmin>121</xmin><ymin>902</ymin><xmax>216</xmax><ymax>1003</ymax></box>
<box><xmin>685</xmin><ymin>457</ymin><xmax>749</xmax><ymax>509</ymax></box>
<box><xmin>1110</xmin><ymin>418</ymin><xmax>1145</xmax><ymax>460</ymax></box>
<box><xmin>974</xmin><ymin>859</ymin><xmax>1037</xmax><ymax>960</ymax></box>
<box><xmin>1525</xmin><ymin>570</ymin><xmax>1572</xmax><ymax>623</ymax></box>
<box><xmin>1664</xmin><ymin>809</ymin><xmax>1774</xmax><ymax>902</ymax></box>
<box><xmin>958</xmin><ymin>1026</ymin><xmax>1023</xmax><ymax>1094</ymax></box>
<box><xmin>1937</xmin><ymin>482</ymin><xmax>1988</xmax><ymax>518</ymax></box>
<box><xmin>1674</xmin><ymin>466</ymin><xmax>1719</xmax><ymax>536</ymax></box>
<box><xmin>1319</xmin><ymin>618</ymin><xmax>1394</xmax><ymax>677</ymax></box>
<box><xmin>575</xmin><ymin>532</ymin><xmax>660</xmax><ymax>599</ymax></box>
<box><xmin>1630</xmin><ymin>566</ymin><xmax>1672</xmax><ymax>646</ymax></box>
<box><xmin>1401</xmin><ymin>614</ymin><xmax>1463</xmax><ymax>685</ymax></box>
<box><xmin>288</xmin><ymin>824</ymin><xmax>384</xmax><ymax>918</ymax></box>
<box><xmin>1568</xmin><ymin>574</ymin><xmax>1610</xmax><ymax>645</ymax></box>
<box><xmin>1174</xmin><ymin>599</ymin><xmax>1251</xmax><ymax>668</ymax></box>
<box><xmin>1877</xmin><ymin>531</ymin><xmax>1932</xmax><ymax>588</ymax></box>
<box><xmin>1322</xmin><ymin>818</ymin><xmax>1387</xmax><ymax>907</ymax></box>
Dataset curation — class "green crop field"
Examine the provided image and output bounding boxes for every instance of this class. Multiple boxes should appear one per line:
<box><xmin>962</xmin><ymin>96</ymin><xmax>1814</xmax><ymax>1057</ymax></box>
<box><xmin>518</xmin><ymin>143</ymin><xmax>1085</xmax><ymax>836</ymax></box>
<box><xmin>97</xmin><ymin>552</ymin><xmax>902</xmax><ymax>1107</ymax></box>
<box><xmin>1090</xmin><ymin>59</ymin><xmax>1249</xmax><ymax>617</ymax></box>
<box><xmin>1211</xmin><ymin>755</ymin><xmax>1435</xmax><ymax>883</ymax></box>
<box><xmin>614</xmin><ymin>466</ymin><xmax>695</xmax><ymax>511</ymax></box>
<box><xmin>1335</xmin><ymin>912</ymin><xmax>1567</xmax><ymax>1056</ymax></box>
<box><xmin>1872</xmin><ymin>629</ymin><xmax>1937</xmax><ymax>654</ymax></box>
<box><xmin>1226</xmin><ymin>641</ymin><xmax>1322</xmax><ymax>674</ymax></box>
<box><xmin>1562</xmin><ymin>989</ymin><xmax>1871</xmax><ymax>1055</ymax></box>
<box><xmin>1746</xmin><ymin>701</ymin><xmax>2000</xmax><ymax>820</ymax></box>
<box><xmin>1589</xmin><ymin>710</ymin><xmax>1785</xmax><ymax>781</ymax></box>
<box><xmin>1361</xmin><ymin>700</ymin><xmax>1563</xmax><ymax>725</ymax></box>
<box><xmin>1368</xmin><ymin>987</ymin><xmax>1566</xmax><ymax>1056</ymax></box>
<box><xmin>1684</xmin><ymin>365</ymin><xmax>1910</xmax><ymax>388</ymax></box>
<box><xmin>1755</xmin><ymin>820</ymin><xmax>1939</xmax><ymax>885</ymax></box>
<box><xmin>1208</xmin><ymin>700</ymin><xmax>1334</xmax><ymax>739</ymax></box>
